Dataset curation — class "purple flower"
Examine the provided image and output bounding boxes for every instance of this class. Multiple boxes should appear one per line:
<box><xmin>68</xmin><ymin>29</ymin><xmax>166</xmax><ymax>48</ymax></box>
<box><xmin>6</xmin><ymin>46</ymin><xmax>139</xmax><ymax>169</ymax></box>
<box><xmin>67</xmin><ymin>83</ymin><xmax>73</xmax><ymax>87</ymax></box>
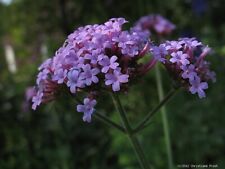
<box><xmin>133</xmin><ymin>14</ymin><xmax>175</xmax><ymax>35</ymax></box>
<box><xmin>52</xmin><ymin>68</ymin><xmax>68</xmax><ymax>84</ymax></box>
<box><xmin>38</xmin><ymin>58</ymin><xmax>52</xmax><ymax>71</ymax></box>
<box><xmin>105</xmin><ymin>69</ymin><xmax>129</xmax><ymax>91</ymax></box>
<box><xmin>170</xmin><ymin>51</ymin><xmax>190</xmax><ymax>66</ymax></box>
<box><xmin>64</xmin><ymin>50</ymin><xmax>81</xmax><ymax>66</ymax></box>
<box><xmin>37</xmin><ymin>69</ymin><xmax>50</xmax><ymax>85</ymax></box>
<box><xmin>31</xmin><ymin>18</ymin><xmax>156</xmax><ymax>119</ymax></box>
<box><xmin>32</xmin><ymin>91</ymin><xmax>43</xmax><ymax>110</ymax></box>
<box><xmin>84</xmin><ymin>53</ymin><xmax>98</xmax><ymax>64</ymax></box>
<box><xmin>189</xmin><ymin>77</ymin><xmax>208</xmax><ymax>98</ymax></box>
<box><xmin>165</xmin><ymin>41</ymin><xmax>182</xmax><ymax>51</ymax></box>
<box><xmin>153</xmin><ymin>15</ymin><xmax>176</xmax><ymax>34</ymax></box>
<box><xmin>113</xmin><ymin>31</ymin><xmax>140</xmax><ymax>57</ymax></box>
<box><xmin>181</xmin><ymin>64</ymin><xmax>197</xmax><ymax>81</ymax></box>
<box><xmin>67</xmin><ymin>68</ymin><xmax>84</xmax><ymax>93</ymax></box>
<box><xmin>104</xmin><ymin>18</ymin><xmax>127</xmax><ymax>31</ymax></box>
<box><xmin>98</xmin><ymin>55</ymin><xmax>119</xmax><ymax>73</ymax></box>
<box><xmin>152</xmin><ymin>45</ymin><xmax>167</xmax><ymax>63</ymax></box>
<box><xmin>159</xmin><ymin>38</ymin><xmax>215</xmax><ymax>99</ymax></box>
<box><xmin>77</xmin><ymin>98</ymin><xmax>97</xmax><ymax>122</ymax></box>
<box><xmin>179</xmin><ymin>38</ymin><xmax>202</xmax><ymax>48</ymax></box>
<box><xmin>80</xmin><ymin>64</ymin><xmax>100</xmax><ymax>86</ymax></box>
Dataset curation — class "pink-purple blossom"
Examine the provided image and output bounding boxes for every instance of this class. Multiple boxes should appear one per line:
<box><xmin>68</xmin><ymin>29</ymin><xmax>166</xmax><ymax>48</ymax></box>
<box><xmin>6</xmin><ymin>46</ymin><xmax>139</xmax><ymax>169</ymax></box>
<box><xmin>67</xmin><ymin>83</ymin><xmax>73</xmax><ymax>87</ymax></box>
<box><xmin>77</xmin><ymin>98</ymin><xmax>97</xmax><ymax>123</ymax></box>
<box><xmin>32</xmin><ymin>91</ymin><xmax>43</xmax><ymax>110</ymax></box>
<box><xmin>80</xmin><ymin>64</ymin><xmax>100</xmax><ymax>86</ymax></box>
<box><xmin>31</xmin><ymin>18</ymin><xmax>154</xmax><ymax>122</ymax></box>
<box><xmin>165</xmin><ymin>41</ymin><xmax>182</xmax><ymax>51</ymax></box>
<box><xmin>105</xmin><ymin>69</ymin><xmax>129</xmax><ymax>91</ymax></box>
<box><xmin>52</xmin><ymin>68</ymin><xmax>68</xmax><ymax>84</ymax></box>
<box><xmin>98</xmin><ymin>55</ymin><xmax>119</xmax><ymax>73</ymax></box>
<box><xmin>152</xmin><ymin>38</ymin><xmax>215</xmax><ymax>98</ymax></box>
<box><xmin>31</xmin><ymin>16</ymin><xmax>216</xmax><ymax>123</ymax></box>
<box><xmin>170</xmin><ymin>51</ymin><xmax>190</xmax><ymax>66</ymax></box>
<box><xmin>66</xmin><ymin>68</ymin><xmax>84</xmax><ymax>93</ymax></box>
<box><xmin>189</xmin><ymin>77</ymin><xmax>208</xmax><ymax>98</ymax></box>
<box><xmin>181</xmin><ymin>64</ymin><xmax>197</xmax><ymax>81</ymax></box>
<box><xmin>133</xmin><ymin>14</ymin><xmax>176</xmax><ymax>35</ymax></box>
<box><xmin>151</xmin><ymin>45</ymin><xmax>168</xmax><ymax>63</ymax></box>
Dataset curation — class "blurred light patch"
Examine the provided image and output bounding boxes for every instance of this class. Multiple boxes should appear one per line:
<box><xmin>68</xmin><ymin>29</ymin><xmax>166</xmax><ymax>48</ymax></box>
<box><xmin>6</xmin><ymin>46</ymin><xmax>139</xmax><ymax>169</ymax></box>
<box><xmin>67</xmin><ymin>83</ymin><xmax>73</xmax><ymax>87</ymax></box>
<box><xmin>0</xmin><ymin>0</ymin><xmax>12</xmax><ymax>5</ymax></box>
<box><xmin>4</xmin><ymin>44</ymin><xmax>17</xmax><ymax>74</ymax></box>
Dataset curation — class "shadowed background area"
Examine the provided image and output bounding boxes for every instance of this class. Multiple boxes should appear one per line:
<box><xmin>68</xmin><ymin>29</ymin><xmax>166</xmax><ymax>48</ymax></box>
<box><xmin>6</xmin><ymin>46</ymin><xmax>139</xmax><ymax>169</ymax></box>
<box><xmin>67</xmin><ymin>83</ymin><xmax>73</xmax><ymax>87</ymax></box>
<box><xmin>0</xmin><ymin>0</ymin><xmax>225</xmax><ymax>168</ymax></box>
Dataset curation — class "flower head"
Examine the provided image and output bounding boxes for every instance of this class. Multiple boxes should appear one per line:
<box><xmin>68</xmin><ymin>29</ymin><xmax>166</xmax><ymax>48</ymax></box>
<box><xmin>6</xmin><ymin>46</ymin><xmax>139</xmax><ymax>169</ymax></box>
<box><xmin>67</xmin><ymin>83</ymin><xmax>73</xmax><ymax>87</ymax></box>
<box><xmin>152</xmin><ymin>37</ymin><xmax>215</xmax><ymax>98</ymax></box>
<box><xmin>31</xmin><ymin>18</ymin><xmax>154</xmax><ymax>122</ymax></box>
<box><xmin>133</xmin><ymin>14</ymin><xmax>176</xmax><ymax>35</ymax></box>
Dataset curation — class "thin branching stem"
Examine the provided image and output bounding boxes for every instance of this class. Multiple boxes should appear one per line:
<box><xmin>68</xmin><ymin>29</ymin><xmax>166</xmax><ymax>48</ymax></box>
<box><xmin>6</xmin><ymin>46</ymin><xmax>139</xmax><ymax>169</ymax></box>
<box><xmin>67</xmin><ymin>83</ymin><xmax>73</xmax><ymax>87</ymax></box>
<box><xmin>94</xmin><ymin>112</ymin><xmax>126</xmax><ymax>133</ymax></box>
<box><xmin>111</xmin><ymin>93</ymin><xmax>151</xmax><ymax>169</ymax></box>
<box><xmin>134</xmin><ymin>87</ymin><xmax>178</xmax><ymax>133</ymax></box>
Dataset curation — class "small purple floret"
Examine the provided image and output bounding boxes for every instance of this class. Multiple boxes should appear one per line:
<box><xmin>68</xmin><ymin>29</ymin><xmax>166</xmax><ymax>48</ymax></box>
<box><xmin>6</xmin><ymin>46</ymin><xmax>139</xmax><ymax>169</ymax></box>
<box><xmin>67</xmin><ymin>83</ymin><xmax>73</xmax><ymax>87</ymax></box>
<box><xmin>189</xmin><ymin>77</ymin><xmax>208</xmax><ymax>98</ymax></box>
<box><xmin>32</xmin><ymin>91</ymin><xmax>43</xmax><ymax>110</ymax></box>
<box><xmin>67</xmin><ymin>68</ymin><xmax>84</xmax><ymax>93</ymax></box>
<box><xmin>170</xmin><ymin>51</ymin><xmax>190</xmax><ymax>66</ymax></box>
<box><xmin>77</xmin><ymin>98</ymin><xmax>97</xmax><ymax>123</ymax></box>
<box><xmin>98</xmin><ymin>55</ymin><xmax>119</xmax><ymax>73</ymax></box>
<box><xmin>152</xmin><ymin>45</ymin><xmax>167</xmax><ymax>63</ymax></box>
<box><xmin>80</xmin><ymin>64</ymin><xmax>100</xmax><ymax>86</ymax></box>
<box><xmin>105</xmin><ymin>69</ymin><xmax>129</xmax><ymax>91</ymax></box>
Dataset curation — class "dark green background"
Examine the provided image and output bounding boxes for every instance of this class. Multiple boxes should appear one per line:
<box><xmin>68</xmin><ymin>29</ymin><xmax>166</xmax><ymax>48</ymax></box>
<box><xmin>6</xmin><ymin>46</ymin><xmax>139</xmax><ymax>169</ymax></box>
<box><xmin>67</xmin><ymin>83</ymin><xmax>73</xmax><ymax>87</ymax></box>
<box><xmin>0</xmin><ymin>0</ymin><xmax>225</xmax><ymax>168</ymax></box>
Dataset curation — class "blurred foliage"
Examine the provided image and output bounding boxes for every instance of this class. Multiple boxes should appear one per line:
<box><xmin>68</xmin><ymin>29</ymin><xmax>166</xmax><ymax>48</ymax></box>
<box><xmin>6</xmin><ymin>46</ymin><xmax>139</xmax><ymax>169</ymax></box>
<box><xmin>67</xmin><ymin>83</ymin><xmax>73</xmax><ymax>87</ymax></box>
<box><xmin>0</xmin><ymin>0</ymin><xmax>225</xmax><ymax>169</ymax></box>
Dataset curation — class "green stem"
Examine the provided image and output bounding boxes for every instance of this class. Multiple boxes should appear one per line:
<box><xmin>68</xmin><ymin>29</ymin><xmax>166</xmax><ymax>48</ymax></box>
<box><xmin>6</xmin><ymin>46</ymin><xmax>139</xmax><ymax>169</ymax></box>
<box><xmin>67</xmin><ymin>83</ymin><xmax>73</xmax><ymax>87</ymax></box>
<box><xmin>155</xmin><ymin>64</ymin><xmax>173</xmax><ymax>169</ymax></box>
<box><xmin>94</xmin><ymin>112</ymin><xmax>126</xmax><ymax>133</ymax></box>
<box><xmin>133</xmin><ymin>121</ymin><xmax>155</xmax><ymax>134</ymax></box>
<box><xmin>111</xmin><ymin>93</ymin><xmax>151</xmax><ymax>169</ymax></box>
<box><xmin>134</xmin><ymin>88</ymin><xmax>177</xmax><ymax>133</ymax></box>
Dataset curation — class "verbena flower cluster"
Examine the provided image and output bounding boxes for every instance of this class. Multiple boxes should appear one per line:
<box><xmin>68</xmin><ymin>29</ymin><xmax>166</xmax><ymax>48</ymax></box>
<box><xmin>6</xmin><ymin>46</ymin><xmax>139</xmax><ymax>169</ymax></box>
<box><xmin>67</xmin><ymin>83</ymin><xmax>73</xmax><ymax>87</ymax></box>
<box><xmin>133</xmin><ymin>14</ymin><xmax>176</xmax><ymax>35</ymax></box>
<box><xmin>32</xmin><ymin>18</ymin><xmax>153</xmax><ymax>122</ymax></box>
<box><xmin>31</xmin><ymin>16</ymin><xmax>216</xmax><ymax>122</ymax></box>
<box><xmin>152</xmin><ymin>38</ymin><xmax>216</xmax><ymax>98</ymax></box>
